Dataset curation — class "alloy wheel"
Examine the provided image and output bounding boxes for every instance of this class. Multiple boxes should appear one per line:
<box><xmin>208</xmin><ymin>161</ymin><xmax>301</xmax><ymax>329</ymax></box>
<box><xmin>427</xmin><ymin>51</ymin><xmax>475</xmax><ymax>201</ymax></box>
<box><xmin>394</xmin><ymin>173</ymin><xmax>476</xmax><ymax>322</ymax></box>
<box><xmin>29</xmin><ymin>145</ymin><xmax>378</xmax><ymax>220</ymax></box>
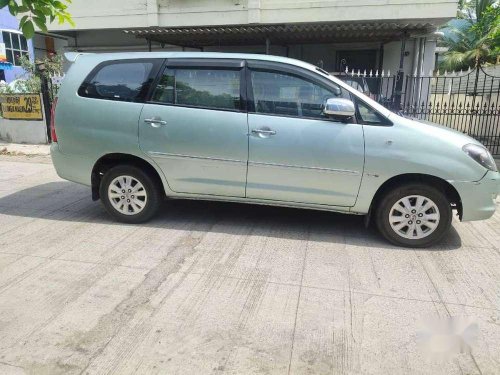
<box><xmin>108</xmin><ymin>175</ymin><xmax>148</xmax><ymax>216</ymax></box>
<box><xmin>388</xmin><ymin>195</ymin><xmax>440</xmax><ymax>240</ymax></box>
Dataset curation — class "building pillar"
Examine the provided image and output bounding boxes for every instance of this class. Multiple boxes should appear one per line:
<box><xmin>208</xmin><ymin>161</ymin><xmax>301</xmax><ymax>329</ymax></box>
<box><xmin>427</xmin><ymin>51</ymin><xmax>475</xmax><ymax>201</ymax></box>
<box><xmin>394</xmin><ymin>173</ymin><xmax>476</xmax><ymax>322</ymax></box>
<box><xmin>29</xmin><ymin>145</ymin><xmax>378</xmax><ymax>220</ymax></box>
<box><xmin>147</xmin><ymin>0</ymin><xmax>159</xmax><ymax>27</ymax></box>
<box><xmin>393</xmin><ymin>32</ymin><xmax>407</xmax><ymax>110</ymax></box>
<box><xmin>413</xmin><ymin>37</ymin><xmax>425</xmax><ymax>107</ymax></box>
<box><xmin>248</xmin><ymin>0</ymin><xmax>261</xmax><ymax>23</ymax></box>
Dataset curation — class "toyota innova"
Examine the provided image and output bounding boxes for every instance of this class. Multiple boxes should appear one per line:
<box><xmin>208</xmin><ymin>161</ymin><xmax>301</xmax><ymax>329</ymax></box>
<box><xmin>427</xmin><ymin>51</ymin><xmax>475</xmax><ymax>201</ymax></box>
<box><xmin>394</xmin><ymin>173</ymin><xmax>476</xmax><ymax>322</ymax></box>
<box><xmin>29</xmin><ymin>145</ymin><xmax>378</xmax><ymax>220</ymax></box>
<box><xmin>51</xmin><ymin>52</ymin><xmax>500</xmax><ymax>247</ymax></box>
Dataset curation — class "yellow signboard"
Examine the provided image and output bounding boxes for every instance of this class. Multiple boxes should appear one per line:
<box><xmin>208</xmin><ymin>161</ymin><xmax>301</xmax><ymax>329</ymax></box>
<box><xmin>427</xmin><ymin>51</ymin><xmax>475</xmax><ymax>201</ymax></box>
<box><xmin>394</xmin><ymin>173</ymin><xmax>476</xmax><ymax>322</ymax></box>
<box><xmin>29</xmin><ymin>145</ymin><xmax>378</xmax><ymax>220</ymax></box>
<box><xmin>0</xmin><ymin>94</ymin><xmax>44</xmax><ymax>120</ymax></box>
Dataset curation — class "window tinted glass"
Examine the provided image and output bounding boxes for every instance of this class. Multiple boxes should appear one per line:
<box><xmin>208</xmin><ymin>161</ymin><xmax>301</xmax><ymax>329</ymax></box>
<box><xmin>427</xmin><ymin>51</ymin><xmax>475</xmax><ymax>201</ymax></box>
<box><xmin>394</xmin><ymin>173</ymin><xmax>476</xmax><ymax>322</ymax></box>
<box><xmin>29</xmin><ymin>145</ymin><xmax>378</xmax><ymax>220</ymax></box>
<box><xmin>13</xmin><ymin>52</ymin><xmax>21</xmax><ymax>66</ymax></box>
<box><xmin>6</xmin><ymin>49</ymin><xmax>13</xmax><ymax>65</ymax></box>
<box><xmin>2</xmin><ymin>32</ymin><xmax>11</xmax><ymax>48</ymax></box>
<box><xmin>79</xmin><ymin>62</ymin><xmax>154</xmax><ymax>102</ymax></box>
<box><xmin>12</xmin><ymin>34</ymin><xmax>20</xmax><ymax>50</ymax></box>
<box><xmin>152</xmin><ymin>68</ymin><xmax>241</xmax><ymax>111</ymax></box>
<box><xmin>250</xmin><ymin>70</ymin><xmax>347</xmax><ymax>119</ymax></box>
<box><xmin>152</xmin><ymin>68</ymin><xmax>175</xmax><ymax>104</ymax></box>
<box><xmin>356</xmin><ymin>100</ymin><xmax>388</xmax><ymax>125</ymax></box>
<box><xmin>2</xmin><ymin>31</ymin><xmax>28</xmax><ymax>66</ymax></box>
<box><xmin>177</xmin><ymin>69</ymin><xmax>240</xmax><ymax>110</ymax></box>
<box><xmin>20</xmin><ymin>35</ymin><xmax>28</xmax><ymax>51</ymax></box>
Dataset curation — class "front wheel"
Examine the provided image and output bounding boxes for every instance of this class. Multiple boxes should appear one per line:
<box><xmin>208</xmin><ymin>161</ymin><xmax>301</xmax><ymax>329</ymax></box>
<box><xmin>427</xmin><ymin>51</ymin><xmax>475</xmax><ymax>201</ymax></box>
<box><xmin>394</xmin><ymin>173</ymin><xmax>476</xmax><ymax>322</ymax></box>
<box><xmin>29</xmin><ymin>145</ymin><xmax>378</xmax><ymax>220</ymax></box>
<box><xmin>100</xmin><ymin>165</ymin><xmax>161</xmax><ymax>223</ymax></box>
<box><xmin>375</xmin><ymin>184</ymin><xmax>452</xmax><ymax>248</ymax></box>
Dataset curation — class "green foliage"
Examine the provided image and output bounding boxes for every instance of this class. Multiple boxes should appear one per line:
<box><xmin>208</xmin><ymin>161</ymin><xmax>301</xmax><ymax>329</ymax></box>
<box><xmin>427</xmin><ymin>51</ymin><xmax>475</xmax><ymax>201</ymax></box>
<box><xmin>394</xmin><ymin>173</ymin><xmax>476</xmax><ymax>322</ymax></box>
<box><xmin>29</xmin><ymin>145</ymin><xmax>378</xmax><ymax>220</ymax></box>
<box><xmin>456</xmin><ymin>0</ymin><xmax>497</xmax><ymax>19</ymax></box>
<box><xmin>474</xmin><ymin>0</ymin><xmax>497</xmax><ymax>21</ymax></box>
<box><xmin>0</xmin><ymin>0</ymin><xmax>74</xmax><ymax>39</ymax></box>
<box><xmin>440</xmin><ymin>1</ymin><xmax>499</xmax><ymax>70</ymax></box>
<box><xmin>0</xmin><ymin>54</ymin><xmax>63</xmax><ymax>98</ymax></box>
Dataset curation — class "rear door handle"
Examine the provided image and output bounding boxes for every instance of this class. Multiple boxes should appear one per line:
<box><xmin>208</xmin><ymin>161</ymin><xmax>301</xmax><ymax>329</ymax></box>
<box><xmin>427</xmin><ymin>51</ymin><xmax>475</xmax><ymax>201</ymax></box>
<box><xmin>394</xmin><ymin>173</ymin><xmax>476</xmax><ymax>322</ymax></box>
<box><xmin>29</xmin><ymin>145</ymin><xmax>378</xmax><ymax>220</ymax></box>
<box><xmin>251</xmin><ymin>128</ymin><xmax>276</xmax><ymax>136</ymax></box>
<box><xmin>144</xmin><ymin>118</ymin><xmax>167</xmax><ymax>127</ymax></box>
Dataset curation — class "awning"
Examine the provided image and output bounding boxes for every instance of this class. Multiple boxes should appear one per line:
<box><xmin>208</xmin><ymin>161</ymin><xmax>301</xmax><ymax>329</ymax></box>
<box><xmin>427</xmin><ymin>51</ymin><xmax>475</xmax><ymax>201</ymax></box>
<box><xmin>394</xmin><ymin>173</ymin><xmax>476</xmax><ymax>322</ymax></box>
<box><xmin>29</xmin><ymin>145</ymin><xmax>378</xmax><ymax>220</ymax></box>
<box><xmin>123</xmin><ymin>22</ymin><xmax>436</xmax><ymax>48</ymax></box>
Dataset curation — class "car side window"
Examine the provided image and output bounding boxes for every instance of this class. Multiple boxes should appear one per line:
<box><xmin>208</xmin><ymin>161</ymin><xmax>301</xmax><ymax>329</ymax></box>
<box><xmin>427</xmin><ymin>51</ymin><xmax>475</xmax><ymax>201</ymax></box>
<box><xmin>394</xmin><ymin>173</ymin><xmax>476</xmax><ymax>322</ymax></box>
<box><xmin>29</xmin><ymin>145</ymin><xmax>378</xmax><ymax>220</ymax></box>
<box><xmin>152</xmin><ymin>67</ymin><xmax>241</xmax><ymax>111</ymax></box>
<box><xmin>356</xmin><ymin>100</ymin><xmax>391</xmax><ymax>125</ymax></box>
<box><xmin>151</xmin><ymin>68</ymin><xmax>175</xmax><ymax>104</ymax></box>
<box><xmin>250</xmin><ymin>69</ymin><xmax>348</xmax><ymax>119</ymax></box>
<box><xmin>78</xmin><ymin>61</ymin><xmax>155</xmax><ymax>102</ymax></box>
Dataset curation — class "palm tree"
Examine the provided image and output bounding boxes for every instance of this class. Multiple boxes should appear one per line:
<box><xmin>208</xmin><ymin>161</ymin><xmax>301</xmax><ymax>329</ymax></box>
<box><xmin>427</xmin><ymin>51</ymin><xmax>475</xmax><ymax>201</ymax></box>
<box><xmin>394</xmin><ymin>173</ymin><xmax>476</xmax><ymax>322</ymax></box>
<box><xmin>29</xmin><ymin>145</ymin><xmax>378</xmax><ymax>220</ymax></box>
<box><xmin>439</xmin><ymin>0</ymin><xmax>499</xmax><ymax>71</ymax></box>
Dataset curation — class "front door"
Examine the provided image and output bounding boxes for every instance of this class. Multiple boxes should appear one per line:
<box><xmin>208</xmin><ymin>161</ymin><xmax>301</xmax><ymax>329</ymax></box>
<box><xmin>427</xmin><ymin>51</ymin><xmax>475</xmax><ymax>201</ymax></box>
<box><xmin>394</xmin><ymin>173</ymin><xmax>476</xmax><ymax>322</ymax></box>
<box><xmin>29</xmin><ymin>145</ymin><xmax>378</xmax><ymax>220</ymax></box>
<box><xmin>139</xmin><ymin>59</ymin><xmax>248</xmax><ymax>197</ymax></box>
<box><xmin>246</xmin><ymin>63</ymin><xmax>364</xmax><ymax>207</ymax></box>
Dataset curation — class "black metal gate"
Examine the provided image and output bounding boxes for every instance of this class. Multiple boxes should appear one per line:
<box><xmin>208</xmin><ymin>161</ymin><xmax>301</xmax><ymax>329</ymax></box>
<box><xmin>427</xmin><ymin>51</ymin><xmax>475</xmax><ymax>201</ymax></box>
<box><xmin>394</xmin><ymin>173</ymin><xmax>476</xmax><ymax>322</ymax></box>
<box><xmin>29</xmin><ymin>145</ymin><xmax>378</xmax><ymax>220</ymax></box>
<box><xmin>338</xmin><ymin>66</ymin><xmax>500</xmax><ymax>155</ymax></box>
<box><xmin>36</xmin><ymin>63</ymin><xmax>60</xmax><ymax>142</ymax></box>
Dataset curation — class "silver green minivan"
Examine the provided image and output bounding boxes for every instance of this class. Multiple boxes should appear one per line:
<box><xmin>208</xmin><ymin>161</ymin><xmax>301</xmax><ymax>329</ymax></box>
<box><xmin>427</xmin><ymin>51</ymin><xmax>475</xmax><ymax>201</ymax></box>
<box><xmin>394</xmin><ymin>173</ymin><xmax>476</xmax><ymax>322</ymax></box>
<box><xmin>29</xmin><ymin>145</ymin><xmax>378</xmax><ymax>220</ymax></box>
<box><xmin>51</xmin><ymin>52</ymin><xmax>499</xmax><ymax>247</ymax></box>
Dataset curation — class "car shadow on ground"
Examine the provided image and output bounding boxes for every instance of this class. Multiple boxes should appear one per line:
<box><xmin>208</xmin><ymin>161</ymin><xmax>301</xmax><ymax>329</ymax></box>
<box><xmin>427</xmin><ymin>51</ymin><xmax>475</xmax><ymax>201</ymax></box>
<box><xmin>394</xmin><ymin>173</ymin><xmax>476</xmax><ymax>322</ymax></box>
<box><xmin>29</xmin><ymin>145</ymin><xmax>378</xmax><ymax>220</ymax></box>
<box><xmin>0</xmin><ymin>181</ymin><xmax>462</xmax><ymax>250</ymax></box>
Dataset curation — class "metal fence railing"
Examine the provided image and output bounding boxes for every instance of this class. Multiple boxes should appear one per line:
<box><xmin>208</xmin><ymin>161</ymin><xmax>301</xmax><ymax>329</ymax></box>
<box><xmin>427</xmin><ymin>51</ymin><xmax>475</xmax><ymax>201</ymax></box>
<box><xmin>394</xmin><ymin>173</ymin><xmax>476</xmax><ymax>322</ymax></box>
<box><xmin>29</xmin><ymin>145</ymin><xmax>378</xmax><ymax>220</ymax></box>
<box><xmin>337</xmin><ymin>65</ymin><xmax>500</xmax><ymax>155</ymax></box>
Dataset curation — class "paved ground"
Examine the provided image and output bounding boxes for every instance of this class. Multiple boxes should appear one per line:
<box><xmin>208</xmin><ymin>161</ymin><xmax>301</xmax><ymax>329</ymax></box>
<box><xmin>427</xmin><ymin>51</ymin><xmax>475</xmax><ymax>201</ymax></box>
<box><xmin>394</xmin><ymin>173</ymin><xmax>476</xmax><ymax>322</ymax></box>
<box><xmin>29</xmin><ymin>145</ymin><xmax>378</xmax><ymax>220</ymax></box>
<box><xmin>0</xmin><ymin>155</ymin><xmax>499</xmax><ymax>375</ymax></box>
<box><xmin>0</xmin><ymin>142</ymin><xmax>50</xmax><ymax>157</ymax></box>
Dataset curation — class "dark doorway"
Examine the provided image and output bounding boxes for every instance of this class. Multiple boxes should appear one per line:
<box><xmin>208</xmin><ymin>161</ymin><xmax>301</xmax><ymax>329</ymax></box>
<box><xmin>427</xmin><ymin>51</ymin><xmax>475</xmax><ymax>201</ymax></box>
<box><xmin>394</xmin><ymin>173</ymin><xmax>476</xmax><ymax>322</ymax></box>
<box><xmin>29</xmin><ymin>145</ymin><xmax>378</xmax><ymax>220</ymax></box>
<box><xmin>0</xmin><ymin>70</ymin><xmax>5</xmax><ymax>81</ymax></box>
<box><xmin>336</xmin><ymin>50</ymin><xmax>378</xmax><ymax>73</ymax></box>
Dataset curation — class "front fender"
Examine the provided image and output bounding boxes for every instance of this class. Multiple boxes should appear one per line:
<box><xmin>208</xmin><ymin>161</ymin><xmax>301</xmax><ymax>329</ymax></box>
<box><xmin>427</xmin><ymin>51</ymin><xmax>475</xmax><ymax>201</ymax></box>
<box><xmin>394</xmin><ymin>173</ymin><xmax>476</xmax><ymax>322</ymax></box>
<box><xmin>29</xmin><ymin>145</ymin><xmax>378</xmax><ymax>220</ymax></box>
<box><xmin>351</xmin><ymin>117</ymin><xmax>487</xmax><ymax>214</ymax></box>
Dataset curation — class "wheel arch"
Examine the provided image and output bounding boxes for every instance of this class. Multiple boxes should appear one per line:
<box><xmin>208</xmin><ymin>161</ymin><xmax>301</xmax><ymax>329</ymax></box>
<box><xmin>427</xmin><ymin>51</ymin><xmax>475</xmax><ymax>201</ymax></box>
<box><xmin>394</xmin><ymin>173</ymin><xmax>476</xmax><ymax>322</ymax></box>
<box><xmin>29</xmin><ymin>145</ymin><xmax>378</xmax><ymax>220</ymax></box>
<box><xmin>91</xmin><ymin>153</ymin><xmax>165</xmax><ymax>201</ymax></box>
<box><xmin>369</xmin><ymin>173</ymin><xmax>463</xmax><ymax>220</ymax></box>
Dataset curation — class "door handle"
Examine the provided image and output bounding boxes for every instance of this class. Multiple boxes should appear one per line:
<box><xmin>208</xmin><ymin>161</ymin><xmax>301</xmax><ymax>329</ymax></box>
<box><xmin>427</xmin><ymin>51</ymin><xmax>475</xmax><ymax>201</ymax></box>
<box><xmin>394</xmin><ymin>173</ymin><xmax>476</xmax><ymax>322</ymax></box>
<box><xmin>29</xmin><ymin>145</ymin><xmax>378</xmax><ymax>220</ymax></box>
<box><xmin>144</xmin><ymin>118</ymin><xmax>167</xmax><ymax>127</ymax></box>
<box><xmin>251</xmin><ymin>128</ymin><xmax>276</xmax><ymax>136</ymax></box>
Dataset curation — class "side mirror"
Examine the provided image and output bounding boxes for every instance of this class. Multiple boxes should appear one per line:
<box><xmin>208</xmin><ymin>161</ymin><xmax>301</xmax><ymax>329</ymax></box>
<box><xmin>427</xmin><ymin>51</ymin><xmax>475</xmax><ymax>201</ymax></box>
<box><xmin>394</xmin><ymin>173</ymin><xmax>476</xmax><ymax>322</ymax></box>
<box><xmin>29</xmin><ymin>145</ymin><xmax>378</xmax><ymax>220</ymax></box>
<box><xmin>323</xmin><ymin>98</ymin><xmax>355</xmax><ymax>120</ymax></box>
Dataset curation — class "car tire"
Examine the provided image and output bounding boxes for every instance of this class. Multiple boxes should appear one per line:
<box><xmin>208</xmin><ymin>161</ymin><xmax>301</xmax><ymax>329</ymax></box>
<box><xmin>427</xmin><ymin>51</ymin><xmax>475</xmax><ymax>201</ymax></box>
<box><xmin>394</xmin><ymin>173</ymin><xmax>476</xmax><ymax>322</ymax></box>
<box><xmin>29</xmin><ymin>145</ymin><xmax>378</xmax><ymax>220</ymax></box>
<box><xmin>375</xmin><ymin>183</ymin><xmax>452</xmax><ymax>248</ymax></box>
<box><xmin>99</xmin><ymin>164</ymin><xmax>162</xmax><ymax>223</ymax></box>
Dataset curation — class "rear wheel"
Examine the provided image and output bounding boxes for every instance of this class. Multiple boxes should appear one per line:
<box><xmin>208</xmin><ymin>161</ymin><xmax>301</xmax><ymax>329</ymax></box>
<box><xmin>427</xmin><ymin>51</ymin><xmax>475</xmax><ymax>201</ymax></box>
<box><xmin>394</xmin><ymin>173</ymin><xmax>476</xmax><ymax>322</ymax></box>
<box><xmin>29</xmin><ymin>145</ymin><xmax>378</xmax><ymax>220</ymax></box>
<box><xmin>100</xmin><ymin>165</ymin><xmax>161</xmax><ymax>223</ymax></box>
<box><xmin>375</xmin><ymin>184</ymin><xmax>452</xmax><ymax>247</ymax></box>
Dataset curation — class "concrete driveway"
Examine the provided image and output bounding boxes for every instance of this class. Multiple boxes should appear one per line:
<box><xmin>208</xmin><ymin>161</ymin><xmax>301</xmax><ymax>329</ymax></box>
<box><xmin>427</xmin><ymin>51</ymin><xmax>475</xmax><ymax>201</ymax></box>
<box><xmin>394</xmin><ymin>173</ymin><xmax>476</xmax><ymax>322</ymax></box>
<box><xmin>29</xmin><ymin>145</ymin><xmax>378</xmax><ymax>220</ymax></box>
<box><xmin>0</xmin><ymin>155</ymin><xmax>499</xmax><ymax>375</ymax></box>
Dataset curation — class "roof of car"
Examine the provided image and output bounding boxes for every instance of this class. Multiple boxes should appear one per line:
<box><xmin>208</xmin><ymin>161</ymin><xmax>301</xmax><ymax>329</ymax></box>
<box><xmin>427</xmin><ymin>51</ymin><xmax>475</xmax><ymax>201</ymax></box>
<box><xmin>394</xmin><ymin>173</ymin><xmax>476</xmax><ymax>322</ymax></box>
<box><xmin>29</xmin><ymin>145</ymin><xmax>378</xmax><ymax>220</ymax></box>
<box><xmin>65</xmin><ymin>51</ymin><xmax>318</xmax><ymax>71</ymax></box>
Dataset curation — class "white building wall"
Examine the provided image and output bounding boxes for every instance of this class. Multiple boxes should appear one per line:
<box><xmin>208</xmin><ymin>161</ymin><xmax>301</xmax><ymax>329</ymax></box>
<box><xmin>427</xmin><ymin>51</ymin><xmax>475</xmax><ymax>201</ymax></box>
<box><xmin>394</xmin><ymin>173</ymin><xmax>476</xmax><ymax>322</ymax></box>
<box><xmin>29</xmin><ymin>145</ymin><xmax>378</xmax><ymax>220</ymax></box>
<box><xmin>383</xmin><ymin>41</ymin><xmax>413</xmax><ymax>76</ymax></box>
<box><xmin>47</xmin><ymin>0</ymin><xmax>458</xmax><ymax>31</ymax></box>
<box><xmin>33</xmin><ymin>34</ymin><xmax>69</xmax><ymax>60</ymax></box>
<box><xmin>422</xmin><ymin>40</ymin><xmax>437</xmax><ymax>75</ymax></box>
<box><xmin>54</xmin><ymin>0</ymin><xmax>149</xmax><ymax>30</ymax></box>
<box><xmin>382</xmin><ymin>39</ymin><xmax>437</xmax><ymax>77</ymax></box>
<box><xmin>0</xmin><ymin>118</ymin><xmax>48</xmax><ymax>144</ymax></box>
<box><xmin>257</xmin><ymin>0</ymin><xmax>456</xmax><ymax>24</ymax></box>
<box><xmin>39</xmin><ymin>0</ymin><xmax>447</xmax><ymax>78</ymax></box>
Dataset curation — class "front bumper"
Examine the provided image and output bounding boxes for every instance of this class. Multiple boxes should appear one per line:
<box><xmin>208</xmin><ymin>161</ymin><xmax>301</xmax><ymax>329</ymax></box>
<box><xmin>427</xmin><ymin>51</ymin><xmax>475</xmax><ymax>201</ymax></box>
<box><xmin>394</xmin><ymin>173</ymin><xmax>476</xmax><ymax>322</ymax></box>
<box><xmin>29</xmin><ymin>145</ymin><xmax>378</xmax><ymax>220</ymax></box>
<box><xmin>450</xmin><ymin>170</ymin><xmax>500</xmax><ymax>221</ymax></box>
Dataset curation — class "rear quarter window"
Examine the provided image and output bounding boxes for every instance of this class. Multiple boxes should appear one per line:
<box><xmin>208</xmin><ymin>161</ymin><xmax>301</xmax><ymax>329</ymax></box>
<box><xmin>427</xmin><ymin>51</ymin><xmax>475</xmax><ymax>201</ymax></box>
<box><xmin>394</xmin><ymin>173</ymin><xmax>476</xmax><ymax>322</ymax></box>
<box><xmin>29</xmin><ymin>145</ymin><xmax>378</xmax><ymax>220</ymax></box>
<box><xmin>78</xmin><ymin>60</ymin><xmax>158</xmax><ymax>102</ymax></box>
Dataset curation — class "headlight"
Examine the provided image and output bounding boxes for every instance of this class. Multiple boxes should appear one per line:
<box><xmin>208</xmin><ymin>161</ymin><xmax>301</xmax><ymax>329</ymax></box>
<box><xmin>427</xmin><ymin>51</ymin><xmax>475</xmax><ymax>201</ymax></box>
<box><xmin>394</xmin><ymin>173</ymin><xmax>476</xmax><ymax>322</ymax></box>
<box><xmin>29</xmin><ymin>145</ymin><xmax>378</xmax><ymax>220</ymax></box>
<box><xmin>462</xmin><ymin>144</ymin><xmax>498</xmax><ymax>172</ymax></box>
